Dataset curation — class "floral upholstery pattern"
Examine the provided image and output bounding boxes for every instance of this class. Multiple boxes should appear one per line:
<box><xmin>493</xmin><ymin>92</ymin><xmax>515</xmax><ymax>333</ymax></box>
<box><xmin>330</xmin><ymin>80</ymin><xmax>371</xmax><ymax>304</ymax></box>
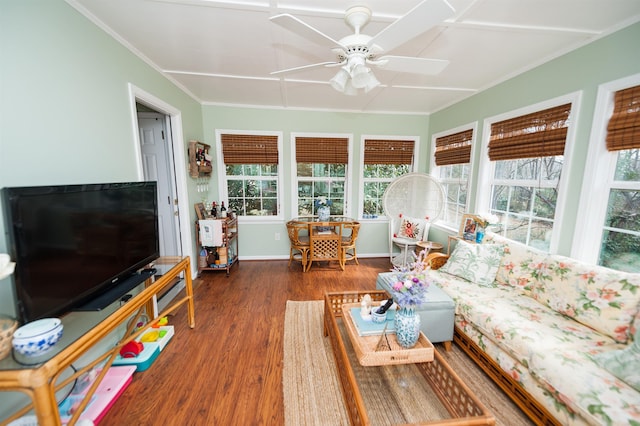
<box><xmin>530</xmin><ymin>348</ymin><xmax>640</xmax><ymax>425</ymax></box>
<box><xmin>485</xmin><ymin>233</ymin><xmax>545</xmax><ymax>296</ymax></box>
<box><xmin>531</xmin><ymin>254</ymin><xmax>640</xmax><ymax>343</ymax></box>
<box><xmin>594</xmin><ymin>328</ymin><xmax>640</xmax><ymax>392</ymax></box>
<box><xmin>432</xmin><ymin>233</ymin><xmax>640</xmax><ymax>426</ymax></box>
<box><xmin>456</xmin><ymin>319</ymin><xmax>580</xmax><ymax>426</ymax></box>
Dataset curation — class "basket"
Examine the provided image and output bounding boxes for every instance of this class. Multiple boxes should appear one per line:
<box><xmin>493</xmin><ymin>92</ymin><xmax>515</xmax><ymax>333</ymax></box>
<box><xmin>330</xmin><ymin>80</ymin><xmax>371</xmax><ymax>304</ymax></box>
<box><xmin>0</xmin><ymin>315</ymin><xmax>18</xmax><ymax>360</ymax></box>
<box><xmin>342</xmin><ymin>303</ymin><xmax>434</xmax><ymax>366</ymax></box>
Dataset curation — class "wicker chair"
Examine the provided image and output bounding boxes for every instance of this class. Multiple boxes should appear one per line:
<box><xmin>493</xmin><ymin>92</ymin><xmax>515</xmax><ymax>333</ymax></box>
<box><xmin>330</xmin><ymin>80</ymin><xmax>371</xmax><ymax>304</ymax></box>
<box><xmin>307</xmin><ymin>222</ymin><xmax>342</xmax><ymax>271</ymax></box>
<box><xmin>340</xmin><ymin>222</ymin><xmax>360</xmax><ymax>269</ymax></box>
<box><xmin>286</xmin><ymin>221</ymin><xmax>310</xmax><ymax>272</ymax></box>
<box><xmin>382</xmin><ymin>173</ymin><xmax>445</xmax><ymax>267</ymax></box>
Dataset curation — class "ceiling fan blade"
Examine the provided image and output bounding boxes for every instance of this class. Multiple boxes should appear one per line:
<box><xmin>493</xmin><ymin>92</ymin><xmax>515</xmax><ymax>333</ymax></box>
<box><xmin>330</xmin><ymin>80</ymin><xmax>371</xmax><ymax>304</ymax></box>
<box><xmin>375</xmin><ymin>56</ymin><xmax>449</xmax><ymax>75</ymax></box>
<box><xmin>270</xmin><ymin>14</ymin><xmax>345</xmax><ymax>49</ymax></box>
<box><xmin>368</xmin><ymin>0</ymin><xmax>455</xmax><ymax>52</ymax></box>
<box><xmin>271</xmin><ymin>61</ymin><xmax>344</xmax><ymax>76</ymax></box>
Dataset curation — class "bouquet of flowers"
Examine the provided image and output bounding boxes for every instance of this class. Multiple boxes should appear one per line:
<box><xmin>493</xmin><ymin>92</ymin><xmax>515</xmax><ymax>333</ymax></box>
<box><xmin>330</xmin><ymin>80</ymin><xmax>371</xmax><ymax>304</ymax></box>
<box><xmin>314</xmin><ymin>196</ymin><xmax>332</xmax><ymax>208</ymax></box>
<box><xmin>475</xmin><ymin>212</ymin><xmax>499</xmax><ymax>229</ymax></box>
<box><xmin>391</xmin><ymin>250</ymin><xmax>430</xmax><ymax>308</ymax></box>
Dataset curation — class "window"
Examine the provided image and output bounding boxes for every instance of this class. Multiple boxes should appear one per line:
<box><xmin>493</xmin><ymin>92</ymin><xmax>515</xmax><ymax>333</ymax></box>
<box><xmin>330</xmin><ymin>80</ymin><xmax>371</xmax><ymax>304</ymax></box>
<box><xmin>294</xmin><ymin>135</ymin><xmax>350</xmax><ymax>216</ymax></box>
<box><xmin>432</xmin><ymin>127</ymin><xmax>473</xmax><ymax>228</ymax></box>
<box><xmin>599</xmin><ymin>84</ymin><xmax>640</xmax><ymax>271</ymax></box>
<box><xmin>218</xmin><ymin>132</ymin><xmax>282</xmax><ymax>217</ymax></box>
<box><xmin>361</xmin><ymin>137</ymin><xmax>416</xmax><ymax>218</ymax></box>
<box><xmin>483</xmin><ymin>103</ymin><xmax>573</xmax><ymax>251</ymax></box>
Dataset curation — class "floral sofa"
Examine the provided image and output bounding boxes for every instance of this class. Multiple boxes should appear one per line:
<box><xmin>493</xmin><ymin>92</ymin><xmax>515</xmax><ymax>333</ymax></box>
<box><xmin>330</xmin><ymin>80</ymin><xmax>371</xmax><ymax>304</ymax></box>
<box><xmin>426</xmin><ymin>233</ymin><xmax>640</xmax><ymax>426</ymax></box>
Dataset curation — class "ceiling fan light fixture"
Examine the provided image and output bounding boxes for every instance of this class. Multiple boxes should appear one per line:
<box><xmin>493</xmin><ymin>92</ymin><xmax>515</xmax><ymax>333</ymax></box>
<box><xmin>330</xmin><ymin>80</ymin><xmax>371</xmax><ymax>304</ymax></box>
<box><xmin>344</xmin><ymin>80</ymin><xmax>358</xmax><ymax>96</ymax></box>
<box><xmin>364</xmin><ymin>72</ymin><xmax>380</xmax><ymax>93</ymax></box>
<box><xmin>353</xmin><ymin>63</ymin><xmax>376</xmax><ymax>89</ymax></box>
<box><xmin>330</xmin><ymin>68</ymin><xmax>350</xmax><ymax>92</ymax></box>
<box><xmin>271</xmin><ymin>1</ymin><xmax>456</xmax><ymax>96</ymax></box>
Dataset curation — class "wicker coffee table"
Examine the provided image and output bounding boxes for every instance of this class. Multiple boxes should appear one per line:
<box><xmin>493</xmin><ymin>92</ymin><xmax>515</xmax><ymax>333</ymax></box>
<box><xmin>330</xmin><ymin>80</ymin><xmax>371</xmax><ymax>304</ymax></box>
<box><xmin>324</xmin><ymin>291</ymin><xmax>495</xmax><ymax>426</ymax></box>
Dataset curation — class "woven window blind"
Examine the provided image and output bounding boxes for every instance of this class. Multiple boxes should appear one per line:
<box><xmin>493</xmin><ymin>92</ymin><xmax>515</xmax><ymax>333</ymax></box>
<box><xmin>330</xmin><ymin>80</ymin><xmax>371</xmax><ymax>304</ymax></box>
<box><xmin>221</xmin><ymin>134</ymin><xmax>279</xmax><ymax>164</ymax></box>
<box><xmin>488</xmin><ymin>103</ymin><xmax>572</xmax><ymax>161</ymax></box>
<box><xmin>363</xmin><ymin>139</ymin><xmax>414</xmax><ymax>165</ymax></box>
<box><xmin>296</xmin><ymin>137</ymin><xmax>349</xmax><ymax>164</ymax></box>
<box><xmin>434</xmin><ymin>129</ymin><xmax>473</xmax><ymax>166</ymax></box>
<box><xmin>606</xmin><ymin>85</ymin><xmax>640</xmax><ymax>152</ymax></box>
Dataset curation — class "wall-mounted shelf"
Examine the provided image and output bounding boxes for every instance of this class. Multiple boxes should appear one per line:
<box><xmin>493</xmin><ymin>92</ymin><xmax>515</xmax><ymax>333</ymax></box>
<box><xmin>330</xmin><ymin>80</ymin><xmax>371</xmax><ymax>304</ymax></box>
<box><xmin>188</xmin><ymin>140</ymin><xmax>212</xmax><ymax>178</ymax></box>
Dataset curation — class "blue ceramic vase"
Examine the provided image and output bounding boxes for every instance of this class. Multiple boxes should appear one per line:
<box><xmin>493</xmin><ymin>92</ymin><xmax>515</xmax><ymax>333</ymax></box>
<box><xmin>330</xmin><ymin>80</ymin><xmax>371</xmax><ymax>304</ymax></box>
<box><xmin>394</xmin><ymin>307</ymin><xmax>421</xmax><ymax>348</ymax></box>
<box><xmin>317</xmin><ymin>206</ymin><xmax>330</xmax><ymax>221</ymax></box>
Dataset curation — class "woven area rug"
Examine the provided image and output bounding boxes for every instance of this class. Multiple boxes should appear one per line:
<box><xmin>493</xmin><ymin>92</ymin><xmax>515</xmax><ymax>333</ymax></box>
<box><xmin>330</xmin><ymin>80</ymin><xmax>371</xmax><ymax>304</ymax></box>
<box><xmin>283</xmin><ymin>300</ymin><xmax>533</xmax><ymax>426</ymax></box>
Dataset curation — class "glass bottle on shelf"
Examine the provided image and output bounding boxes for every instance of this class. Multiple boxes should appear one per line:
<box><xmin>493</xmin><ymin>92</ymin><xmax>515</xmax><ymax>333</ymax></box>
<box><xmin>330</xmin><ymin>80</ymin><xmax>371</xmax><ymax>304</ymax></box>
<box><xmin>211</xmin><ymin>201</ymin><xmax>217</xmax><ymax>218</ymax></box>
<box><xmin>199</xmin><ymin>247</ymin><xmax>207</xmax><ymax>269</ymax></box>
<box><xmin>220</xmin><ymin>202</ymin><xmax>227</xmax><ymax>218</ymax></box>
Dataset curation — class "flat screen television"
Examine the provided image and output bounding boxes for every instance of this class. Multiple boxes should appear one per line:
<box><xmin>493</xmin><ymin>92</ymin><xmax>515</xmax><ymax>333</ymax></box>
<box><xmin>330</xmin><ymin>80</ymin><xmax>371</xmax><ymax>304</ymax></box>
<box><xmin>2</xmin><ymin>181</ymin><xmax>160</xmax><ymax>323</ymax></box>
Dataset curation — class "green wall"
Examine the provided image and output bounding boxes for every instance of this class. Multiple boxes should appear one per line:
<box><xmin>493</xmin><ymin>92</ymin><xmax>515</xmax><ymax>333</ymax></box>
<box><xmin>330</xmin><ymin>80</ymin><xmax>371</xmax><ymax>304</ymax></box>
<box><xmin>2</xmin><ymin>0</ymin><xmax>640</xmax><ymax>317</ymax></box>
<box><xmin>3</xmin><ymin>1</ymin><xmax>637</xmax><ymax>421</ymax></box>
<box><xmin>201</xmin><ymin>106</ymin><xmax>430</xmax><ymax>258</ymax></box>
<box><xmin>427</xmin><ymin>22</ymin><xmax>640</xmax><ymax>254</ymax></box>
<box><xmin>0</xmin><ymin>1</ymin><xmax>203</xmax><ymax>316</ymax></box>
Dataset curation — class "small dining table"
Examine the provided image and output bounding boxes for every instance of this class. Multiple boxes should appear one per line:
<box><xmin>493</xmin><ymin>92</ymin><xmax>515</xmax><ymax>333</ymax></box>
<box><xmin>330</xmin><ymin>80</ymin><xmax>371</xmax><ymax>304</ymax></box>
<box><xmin>290</xmin><ymin>216</ymin><xmax>358</xmax><ymax>271</ymax></box>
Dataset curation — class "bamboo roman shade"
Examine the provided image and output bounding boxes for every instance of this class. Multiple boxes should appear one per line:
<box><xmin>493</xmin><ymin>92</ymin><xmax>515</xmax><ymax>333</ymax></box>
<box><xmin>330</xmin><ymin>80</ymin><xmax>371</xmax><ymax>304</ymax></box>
<box><xmin>606</xmin><ymin>85</ymin><xmax>640</xmax><ymax>152</ymax></box>
<box><xmin>434</xmin><ymin>129</ymin><xmax>473</xmax><ymax>166</ymax></box>
<box><xmin>488</xmin><ymin>103</ymin><xmax>572</xmax><ymax>161</ymax></box>
<box><xmin>363</xmin><ymin>139</ymin><xmax>414</xmax><ymax>165</ymax></box>
<box><xmin>221</xmin><ymin>134</ymin><xmax>279</xmax><ymax>164</ymax></box>
<box><xmin>296</xmin><ymin>136</ymin><xmax>349</xmax><ymax>164</ymax></box>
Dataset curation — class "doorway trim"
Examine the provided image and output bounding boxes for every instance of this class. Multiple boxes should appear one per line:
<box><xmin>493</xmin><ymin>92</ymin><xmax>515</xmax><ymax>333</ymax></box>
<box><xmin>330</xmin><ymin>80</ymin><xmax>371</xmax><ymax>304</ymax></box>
<box><xmin>127</xmin><ymin>83</ymin><xmax>195</xmax><ymax>277</ymax></box>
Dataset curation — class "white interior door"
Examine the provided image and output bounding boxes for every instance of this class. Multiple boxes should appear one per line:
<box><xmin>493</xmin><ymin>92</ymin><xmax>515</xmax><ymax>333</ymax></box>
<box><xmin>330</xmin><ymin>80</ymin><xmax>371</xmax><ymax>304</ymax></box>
<box><xmin>138</xmin><ymin>111</ymin><xmax>181</xmax><ymax>257</ymax></box>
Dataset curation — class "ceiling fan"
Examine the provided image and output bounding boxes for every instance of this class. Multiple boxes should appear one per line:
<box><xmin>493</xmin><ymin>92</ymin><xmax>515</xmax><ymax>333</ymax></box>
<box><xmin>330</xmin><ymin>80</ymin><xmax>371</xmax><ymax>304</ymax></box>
<box><xmin>270</xmin><ymin>0</ymin><xmax>455</xmax><ymax>95</ymax></box>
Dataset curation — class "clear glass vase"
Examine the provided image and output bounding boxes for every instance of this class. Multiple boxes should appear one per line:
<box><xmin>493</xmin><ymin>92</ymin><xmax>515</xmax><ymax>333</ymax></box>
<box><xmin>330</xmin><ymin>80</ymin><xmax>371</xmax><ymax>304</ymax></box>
<box><xmin>394</xmin><ymin>306</ymin><xmax>421</xmax><ymax>348</ymax></box>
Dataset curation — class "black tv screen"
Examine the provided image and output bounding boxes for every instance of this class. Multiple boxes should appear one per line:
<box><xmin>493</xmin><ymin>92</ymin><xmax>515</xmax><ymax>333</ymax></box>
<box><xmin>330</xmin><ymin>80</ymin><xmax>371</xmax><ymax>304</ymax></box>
<box><xmin>2</xmin><ymin>182</ymin><xmax>160</xmax><ymax>323</ymax></box>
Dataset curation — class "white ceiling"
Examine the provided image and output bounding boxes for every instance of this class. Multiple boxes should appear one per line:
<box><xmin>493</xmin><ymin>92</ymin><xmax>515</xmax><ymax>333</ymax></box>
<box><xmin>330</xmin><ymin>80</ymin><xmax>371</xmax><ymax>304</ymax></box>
<box><xmin>69</xmin><ymin>0</ymin><xmax>640</xmax><ymax>115</ymax></box>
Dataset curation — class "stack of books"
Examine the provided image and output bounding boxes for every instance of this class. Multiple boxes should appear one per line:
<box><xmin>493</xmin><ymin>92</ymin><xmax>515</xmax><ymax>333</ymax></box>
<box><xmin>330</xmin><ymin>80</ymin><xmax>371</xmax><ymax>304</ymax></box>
<box><xmin>349</xmin><ymin>307</ymin><xmax>396</xmax><ymax>336</ymax></box>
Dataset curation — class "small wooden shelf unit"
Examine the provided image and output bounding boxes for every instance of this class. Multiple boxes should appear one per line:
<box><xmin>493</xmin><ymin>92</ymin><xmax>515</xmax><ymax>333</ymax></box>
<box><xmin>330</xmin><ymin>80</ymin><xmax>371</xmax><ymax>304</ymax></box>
<box><xmin>196</xmin><ymin>216</ymin><xmax>239</xmax><ymax>277</ymax></box>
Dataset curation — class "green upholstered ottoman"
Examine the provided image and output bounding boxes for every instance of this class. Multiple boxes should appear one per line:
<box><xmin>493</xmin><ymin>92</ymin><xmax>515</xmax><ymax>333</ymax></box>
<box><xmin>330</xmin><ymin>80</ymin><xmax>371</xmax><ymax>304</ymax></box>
<box><xmin>376</xmin><ymin>271</ymin><xmax>455</xmax><ymax>350</ymax></box>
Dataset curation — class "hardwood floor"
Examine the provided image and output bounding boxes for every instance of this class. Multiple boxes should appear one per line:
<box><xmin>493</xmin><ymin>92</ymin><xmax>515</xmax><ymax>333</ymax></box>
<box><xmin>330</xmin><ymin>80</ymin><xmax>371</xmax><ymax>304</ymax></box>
<box><xmin>100</xmin><ymin>257</ymin><xmax>390</xmax><ymax>425</ymax></box>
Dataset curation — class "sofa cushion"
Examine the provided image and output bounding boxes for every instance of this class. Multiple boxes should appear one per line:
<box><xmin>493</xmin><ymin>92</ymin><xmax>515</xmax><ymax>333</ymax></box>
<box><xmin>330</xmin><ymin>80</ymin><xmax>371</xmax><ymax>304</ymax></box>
<box><xmin>594</xmin><ymin>328</ymin><xmax>640</xmax><ymax>391</ymax></box>
<box><xmin>484</xmin><ymin>232</ymin><xmax>546</xmax><ymax>296</ymax></box>
<box><xmin>453</xmin><ymin>289</ymin><xmax>614</xmax><ymax>364</ymax></box>
<box><xmin>455</xmin><ymin>319</ymin><xmax>579</xmax><ymax>425</ymax></box>
<box><xmin>438</xmin><ymin>240</ymin><xmax>504</xmax><ymax>287</ymax></box>
<box><xmin>429</xmin><ymin>270</ymin><xmax>513</xmax><ymax>313</ymax></box>
<box><xmin>529</xmin><ymin>347</ymin><xmax>640</xmax><ymax>425</ymax></box>
<box><xmin>531</xmin><ymin>254</ymin><xmax>640</xmax><ymax>343</ymax></box>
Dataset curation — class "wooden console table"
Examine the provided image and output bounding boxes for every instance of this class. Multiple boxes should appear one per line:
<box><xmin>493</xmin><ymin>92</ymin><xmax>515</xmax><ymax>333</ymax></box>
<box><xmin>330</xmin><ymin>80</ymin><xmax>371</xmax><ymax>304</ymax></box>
<box><xmin>0</xmin><ymin>256</ymin><xmax>195</xmax><ymax>426</ymax></box>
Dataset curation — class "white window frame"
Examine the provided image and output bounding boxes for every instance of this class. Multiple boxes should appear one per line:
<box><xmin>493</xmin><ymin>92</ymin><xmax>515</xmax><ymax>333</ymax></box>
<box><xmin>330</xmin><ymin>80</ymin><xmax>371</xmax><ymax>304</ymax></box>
<box><xmin>290</xmin><ymin>132</ymin><xmax>354</xmax><ymax>219</ymax></box>
<box><xmin>572</xmin><ymin>73</ymin><xmax>640</xmax><ymax>263</ymax></box>
<box><xmin>358</xmin><ymin>134</ymin><xmax>419</xmax><ymax>221</ymax></box>
<box><xmin>430</xmin><ymin>122</ymin><xmax>477</xmax><ymax>231</ymax></box>
<box><xmin>476</xmin><ymin>92</ymin><xmax>581</xmax><ymax>253</ymax></box>
<box><xmin>215</xmin><ymin>129</ymin><xmax>284</xmax><ymax>223</ymax></box>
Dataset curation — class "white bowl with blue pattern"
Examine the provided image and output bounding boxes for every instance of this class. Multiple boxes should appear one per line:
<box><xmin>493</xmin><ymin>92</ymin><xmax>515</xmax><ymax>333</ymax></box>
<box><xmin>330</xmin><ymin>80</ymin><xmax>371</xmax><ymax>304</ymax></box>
<box><xmin>12</xmin><ymin>318</ymin><xmax>63</xmax><ymax>357</ymax></box>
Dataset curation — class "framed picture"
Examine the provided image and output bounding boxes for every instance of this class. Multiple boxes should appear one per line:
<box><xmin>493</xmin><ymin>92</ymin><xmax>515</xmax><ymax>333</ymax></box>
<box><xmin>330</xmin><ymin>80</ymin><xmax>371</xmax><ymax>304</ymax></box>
<box><xmin>459</xmin><ymin>214</ymin><xmax>479</xmax><ymax>241</ymax></box>
<box><xmin>194</xmin><ymin>202</ymin><xmax>207</xmax><ymax>220</ymax></box>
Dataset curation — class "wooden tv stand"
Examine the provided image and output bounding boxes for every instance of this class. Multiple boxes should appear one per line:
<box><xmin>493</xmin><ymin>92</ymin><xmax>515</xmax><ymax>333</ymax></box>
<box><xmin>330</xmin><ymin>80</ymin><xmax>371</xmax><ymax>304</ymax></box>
<box><xmin>0</xmin><ymin>256</ymin><xmax>195</xmax><ymax>426</ymax></box>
